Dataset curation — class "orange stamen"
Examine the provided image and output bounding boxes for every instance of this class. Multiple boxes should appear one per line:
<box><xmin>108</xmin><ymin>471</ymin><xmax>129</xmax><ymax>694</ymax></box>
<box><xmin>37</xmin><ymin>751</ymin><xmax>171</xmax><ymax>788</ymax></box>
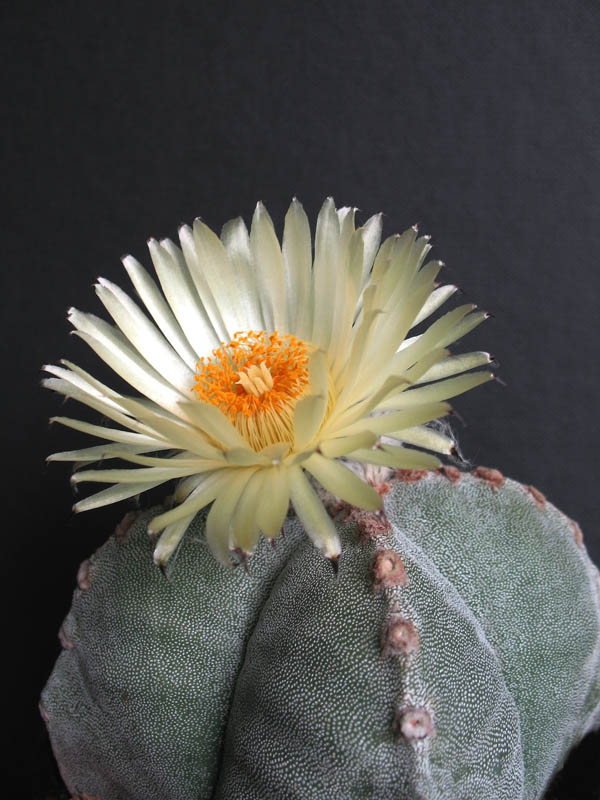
<box><xmin>192</xmin><ymin>331</ymin><xmax>311</xmax><ymax>449</ymax></box>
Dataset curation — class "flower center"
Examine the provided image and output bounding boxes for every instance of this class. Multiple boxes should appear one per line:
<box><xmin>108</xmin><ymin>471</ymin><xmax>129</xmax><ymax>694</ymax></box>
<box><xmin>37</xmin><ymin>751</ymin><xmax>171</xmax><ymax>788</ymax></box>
<box><xmin>192</xmin><ymin>330</ymin><xmax>310</xmax><ymax>450</ymax></box>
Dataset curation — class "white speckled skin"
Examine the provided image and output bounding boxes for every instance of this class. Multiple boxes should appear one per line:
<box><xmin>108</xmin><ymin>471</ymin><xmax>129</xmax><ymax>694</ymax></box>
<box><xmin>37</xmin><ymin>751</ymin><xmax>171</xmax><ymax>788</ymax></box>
<box><xmin>41</xmin><ymin>473</ymin><xmax>600</xmax><ymax>800</ymax></box>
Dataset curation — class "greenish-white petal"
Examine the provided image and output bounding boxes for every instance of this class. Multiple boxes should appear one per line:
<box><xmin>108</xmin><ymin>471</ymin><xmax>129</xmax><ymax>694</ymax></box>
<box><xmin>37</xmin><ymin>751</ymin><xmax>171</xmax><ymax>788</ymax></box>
<box><xmin>115</xmin><ymin>396</ymin><xmax>223</xmax><ymax>460</ymax></box>
<box><xmin>47</xmin><ymin>442</ymin><xmax>170</xmax><ymax>463</ymax></box>
<box><xmin>332</xmin><ymin>401</ymin><xmax>452</xmax><ymax>439</ymax></box>
<box><xmin>95</xmin><ymin>278</ymin><xmax>195</xmax><ymax>390</ymax></box>
<box><xmin>259</xmin><ymin>443</ymin><xmax>291</xmax><ymax>464</ymax></box>
<box><xmin>70</xmin><ymin>326</ymin><xmax>188</xmax><ymax>420</ymax></box>
<box><xmin>43</xmin><ymin>377</ymin><xmax>160</xmax><ymax>440</ymax></box>
<box><xmin>177</xmin><ymin>401</ymin><xmax>250</xmax><ymax>450</ymax></box>
<box><xmin>225</xmin><ymin>448</ymin><xmax>271</xmax><ymax>466</ymax></box>
<box><xmin>380</xmin><ymin>371</ymin><xmax>494</xmax><ymax>409</ymax></box>
<box><xmin>153</xmin><ymin>513</ymin><xmax>196</xmax><ymax>569</ymax></box>
<box><xmin>293</xmin><ymin>394</ymin><xmax>327</xmax><ymax>451</ymax></box>
<box><xmin>288</xmin><ymin>466</ymin><xmax>341</xmax><ymax>559</ymax></box>
<box><xmin>256</xmin><ymin>466</ymin><xmax>291</xmax><ymax>538</ymax></box>
<box><xmin>319</xmin><ymin>431</ymin><xmax>378</xmax><ymax>459</ymax></box>
<box><xmin>303</xmin><ymin>452</ymin><xmax>382</xmax><ymax>511</ymax></box>
<box><xmin>386</xmin><ymin>425</ymin><xmax>455</xmax><ymax>455</ymax></box>
<box><xmin>122</xmin><ymin>255</ymin><xmax>199</xmax><ymax>369</ymax></box>
<box><xmin>282</xmin><ymin>198</ymin><xmax>312</xmax><ymax>339</ymax></box>
<box><xmin>250</xmin><ymin>202</ymin><xmax>287</xmax><ymax>332</ymax></box>
<box><xmin>73</xmin><ymin>480</ymin><xmax>165</xmax><ymax>512</ymax></box>
<box><xmin>188</xmin><ymin>219</ymin><xmax>245</xmax><ymax>340</ymax></box>
<box><xmin>311</xmin><ymin>197</ymin><xmax>340</xmax><ymax>350</ymax></box>
<box><xmin>205</xmin><ymin>467</ymin><xmax>259</xmax><ymax>562</ymax></box>
<box><xmin>412</xmin><ymin>284</ymin><xmax>458</xmax><ymax>327</ymax></box>
<box><xmin>49</xmin><ymin>416</ymin><xmax>164</xmax><ymax>447</ymax></box>
<box><xmin>358</xmin><ymin>212</ymin><xmax>383</xmax><ymax>288</ymax></box>
<box><xmin>230</xmin><ymin>469</ymin><xmax>267</xmax><ymax>553</ymax></box>
<box><xmin>147</xmin><ymin>469</ymin><xmax>229</xmax><ymax>534</ymax></box>
<box><xmin>390</xmin><ymin>304</ymin><xmax>477</xmax><ymax>375</ymax></box>
<box><xmin>102</xmin><ymin>451</ymin><xmax>223</xmax><ymax>470</ymax></box>
<box><xmin>71</xmin><ymin>464</ymin><xmax>205</xmax><ymax>485</ymax></box>
<box><xmin>148</xmin><ymin>238</ymin><xmax>218</xmax><ymax>357</ymax></box>
<box><xmin>438</xmin><ymin>310</ymin><xmax>489</xmax><ymax>348</ymax></box>
<box><xmin>221</xmin><ymin>217</ymin><xmax>265</xmax><ymax>331</ymax></box>
<box><xmin>415</xmin><ymin>351</ymin><xmax>493</xmax><ymax>384</ymax></box>
<box><xmin>178</xmin><ymin>223</ymin><xmax>230</xmax><ymax>342</ymax></box>
<box><xmin>348</xmin><ymin>446</ymin><xmax>441</xmax><ymax>470</ymax></box>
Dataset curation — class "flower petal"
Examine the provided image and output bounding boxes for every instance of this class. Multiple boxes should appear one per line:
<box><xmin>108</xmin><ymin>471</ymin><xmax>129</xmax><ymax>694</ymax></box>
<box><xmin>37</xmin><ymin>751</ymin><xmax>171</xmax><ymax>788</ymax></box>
<box><xmin>73</xmin><ymin>480</ymin><xmax>165</xmax><ymax>512</ymax></box>
<box><xmin>303</xmin><ymin>452</ymin><xmax>382</xmax><ymax>511</ymax></box>
<box><xmin>415</xmin><ymin>351</ymin><xmax>493</xmax><ymax>384</ymax></box>
<box><xmin>95</xmin><ymin>278</ymin><xmax>195</xmax><ymax>390</ymax></box>
<box><xmin>148</xmin><ymin>238</ymin><xmax>218</xmax><ymax>357</ymax></box>
<box><xmin>332</xmin><ymin>401</ymin><xmax>452</xmax><ymax>439</ymax></box>
<box><xmin>250</xmin><ymin>202</ymin><xmax>287</xmax><ymax>332</ymax></box>
<box><xmin>256</xmin><ymin>466</ymin><xmax>291</xmax><ymax>538</ymax></box>
<box><xmin>122</xmin><ymin>255</ymin><xmax>199</xmax><ymax>369</ymax></box>
<box><xmin>288</xmin><ymin>466</ymin><xmax>341</xmax><ymax>559</ymax></box>
<box><xmin>380</xmin><ymin>371</ymin><xmax>494</xmax><ymax>409</ymax></box>
<box><xmin>221</xmin><ymin>217</ymin><xmax>265</xmax><ymax>331</ymax></box>
<box><xmin>47</xmin><ymin>442</ymin><xmax>169</xmax><ymax>463</ymax></box>
<box><xmin>147</xmin><ymin>469</ymin><xmax>229</xmax><ymax>534</ymax></box>
<box><xmin>205</xmin><ymin>466</ymin><xmax>259</xmax><ymax>562</ymax></box>
<box><xmin>387</xmin><ymin>425</ymin><xmax>456</xmax><ymax>455</ymax></box>
<box><xmin>319</xmin><ymin>431</ymin><xmax>378</xmax><ymax>458</ymax></box>
<box><xmin>282</xmin><ymin>198</ymin><xmax>313</xmax><ymax>339</ymax></box>
<box><xmin>230</xmin><ymin>469</ymin><xmax>267</xmax><ymax>553</ymax></box>
<box><xmin>178</xmin><ymin>223</ymin><xmax>230</xmax><ymax>342</ymax></box>
<box><xmin>71</xmin><ymin>464</ymin><xmax>206</xmax><ymax>485</ymax></box>
<box><xmin>349</xmin><ymin>446</ymin><xmax>441</xmax><ymax>470</ymax></box>
<box><xmin>311</xmin><ymin>197</ymin><xmax>340</xmax><ymax>350</ymax></box>
<box><xmin>49</xmin><ymin>416</ymin><xmax>164</xmax><ymax>447</ymax></box>
<box><xmin>412</xmin><ymin>284</ymin><xmax>458</xmax><ymax>327</ymax></box>
<box><xmin>153</xmin><ymin>513</ymin><xmax>196</xmax><ymax>570</ymax></box>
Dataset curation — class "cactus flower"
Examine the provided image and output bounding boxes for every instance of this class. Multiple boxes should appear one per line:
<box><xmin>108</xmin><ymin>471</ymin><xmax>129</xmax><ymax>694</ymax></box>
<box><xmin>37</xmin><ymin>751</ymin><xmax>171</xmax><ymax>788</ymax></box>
<box><xmin>44</xmin><ymin>198</ymin><xmax>493</xmax><ymax>568</ymax></box>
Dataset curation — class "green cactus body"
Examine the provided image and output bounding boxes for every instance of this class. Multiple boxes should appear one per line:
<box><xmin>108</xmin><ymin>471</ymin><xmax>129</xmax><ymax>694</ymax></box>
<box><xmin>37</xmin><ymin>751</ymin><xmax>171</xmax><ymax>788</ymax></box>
<box><xmin>41</xmin><ymin>471</ymin><xmax>600</xmax><ymax>800</ymax></box>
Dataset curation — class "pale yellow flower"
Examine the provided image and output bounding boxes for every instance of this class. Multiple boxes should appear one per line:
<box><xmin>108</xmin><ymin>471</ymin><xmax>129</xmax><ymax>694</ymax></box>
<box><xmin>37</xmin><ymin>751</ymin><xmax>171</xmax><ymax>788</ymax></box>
<box><xmin>44</xmin><ymin>198</ymin><xmax>492</xmax><ymax>568</ymax></box>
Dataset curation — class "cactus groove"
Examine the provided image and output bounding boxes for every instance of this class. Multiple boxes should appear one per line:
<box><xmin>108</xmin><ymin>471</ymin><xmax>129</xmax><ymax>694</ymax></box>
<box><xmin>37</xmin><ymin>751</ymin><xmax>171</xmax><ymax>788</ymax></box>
<box><xmin>41</xmin><ymin>471</ymin><xmax>600</xmax><ymax>800</ymax></box>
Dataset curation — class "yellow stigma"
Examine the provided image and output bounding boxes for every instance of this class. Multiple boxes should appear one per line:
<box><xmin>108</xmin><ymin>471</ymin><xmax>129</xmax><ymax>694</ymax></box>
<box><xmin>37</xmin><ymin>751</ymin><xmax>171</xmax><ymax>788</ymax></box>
<box><xmin>192</xmin><ymin>331</ymin><xmax>311</xmax><ymax>450</ymax></box>
<box><xmin>235</xmin><ymin>361</ymin><xmax>274</xmax><ymax>396</ymax></box>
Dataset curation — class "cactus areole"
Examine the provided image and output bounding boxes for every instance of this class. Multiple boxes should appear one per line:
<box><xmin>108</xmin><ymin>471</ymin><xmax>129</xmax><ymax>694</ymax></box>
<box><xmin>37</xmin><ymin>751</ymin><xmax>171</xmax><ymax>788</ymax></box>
<box><xmin>42</xmin><ymin>201</ymin><xmax>600</xmax><ymax>799</ymax></box>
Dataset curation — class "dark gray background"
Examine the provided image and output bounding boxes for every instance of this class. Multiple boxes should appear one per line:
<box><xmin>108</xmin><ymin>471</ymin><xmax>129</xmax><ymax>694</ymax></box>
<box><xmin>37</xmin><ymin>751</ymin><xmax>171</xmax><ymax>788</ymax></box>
<box><xmin>4</xmin><ymin>1</ymin><xmax>598</xmax><ymax>796</ymax></box>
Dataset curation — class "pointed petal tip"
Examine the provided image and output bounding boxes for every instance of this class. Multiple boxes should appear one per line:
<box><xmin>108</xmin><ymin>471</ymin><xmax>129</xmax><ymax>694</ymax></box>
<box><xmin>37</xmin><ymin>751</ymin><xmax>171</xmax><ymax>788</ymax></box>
<box><xmin>156</xmin><ymin>561</ymin><xmax>170</xmax><ymax>580</ymax></box>
<box><xmin>327</xmin><ymin>553</ymin><xmax>340</xmax><ymax>576</ymax></box>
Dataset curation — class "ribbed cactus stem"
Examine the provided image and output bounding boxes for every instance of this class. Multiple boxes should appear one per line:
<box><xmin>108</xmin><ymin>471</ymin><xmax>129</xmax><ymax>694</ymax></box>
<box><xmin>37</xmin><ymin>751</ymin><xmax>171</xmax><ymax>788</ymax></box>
<box><xmin>41</xmin><ymin>469</ymin><xmax>600</xmax><ymax>800</ymax></box>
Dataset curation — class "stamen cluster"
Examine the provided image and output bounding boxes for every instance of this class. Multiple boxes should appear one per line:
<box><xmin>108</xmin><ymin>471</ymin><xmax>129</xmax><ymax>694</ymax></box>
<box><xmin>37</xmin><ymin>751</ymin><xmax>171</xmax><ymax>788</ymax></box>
<box><xmin>192</xmin><ymin>331</ymin><xmax>311</xmax><ymax>449</ymax></box>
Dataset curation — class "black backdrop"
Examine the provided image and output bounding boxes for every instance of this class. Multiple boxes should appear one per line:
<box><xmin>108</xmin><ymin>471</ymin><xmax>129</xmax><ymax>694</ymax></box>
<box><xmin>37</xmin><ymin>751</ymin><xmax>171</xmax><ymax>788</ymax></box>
<box><xmin>4</xmin><ymin>1</ymin><xmax>599</xmax><ymax>797</ymax></box>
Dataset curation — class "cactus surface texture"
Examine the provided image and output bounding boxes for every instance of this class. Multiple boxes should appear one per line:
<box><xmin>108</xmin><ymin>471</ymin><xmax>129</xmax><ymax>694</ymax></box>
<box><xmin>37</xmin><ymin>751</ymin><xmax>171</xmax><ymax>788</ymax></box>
<box><xmin>41</xmin><ymin>471</ymin><xmax>600</xmax><ymax>800</ymax></box>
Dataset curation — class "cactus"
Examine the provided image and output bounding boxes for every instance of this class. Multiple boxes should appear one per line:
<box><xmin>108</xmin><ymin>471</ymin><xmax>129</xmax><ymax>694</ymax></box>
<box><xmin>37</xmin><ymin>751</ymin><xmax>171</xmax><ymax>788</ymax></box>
<box><xmin>41</xmin><ymin>468</ymin><xmax>600</xmax><ymax>800</ymax></box>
